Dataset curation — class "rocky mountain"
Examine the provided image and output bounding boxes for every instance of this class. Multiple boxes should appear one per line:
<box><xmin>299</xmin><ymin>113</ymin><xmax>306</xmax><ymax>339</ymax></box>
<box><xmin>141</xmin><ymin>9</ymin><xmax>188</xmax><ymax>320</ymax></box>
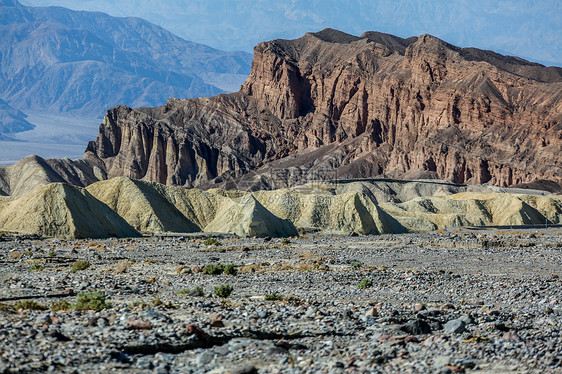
<box><xmin>1</xmin><ymin>29</ymin><xmax>560</xmax><ymax>193</ymax></box>
<box><xmin>0</xmin><ymin>0</ymin><xmax>252</xmax><ymax>119</ymax></box>
<box><xmin>81</xmin><ymin>29</ymin><xmax>562</xmax><ymax>191</ymax></box>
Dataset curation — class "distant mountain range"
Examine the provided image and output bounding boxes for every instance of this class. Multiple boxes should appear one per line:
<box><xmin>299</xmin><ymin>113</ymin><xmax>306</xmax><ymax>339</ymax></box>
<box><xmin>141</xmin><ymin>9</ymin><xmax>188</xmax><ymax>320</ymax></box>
<box><xmin>20</xmin><ymin>0</ymin><xmax>562</xmax><ymax>67</ymax></box>
<box><xmin>0</xmin><ymin>0</ymin><xmax>252</xmax><ymax>135</ymax></box>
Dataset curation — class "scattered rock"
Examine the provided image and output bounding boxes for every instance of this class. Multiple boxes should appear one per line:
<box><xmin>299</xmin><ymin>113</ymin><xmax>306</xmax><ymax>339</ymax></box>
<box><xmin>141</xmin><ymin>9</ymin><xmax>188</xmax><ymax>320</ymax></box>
<box><xmin>125</xmin><ymin>320</ymin><xmax>152</xmax><ymax>330</ymax></box>
<box><xmin>444</xmin><ymin>320</ymin><xmax>466</xmax><ymax>334</ymax></box>
<box><xmin>401</xmin><ymin>319</ymin><xmax>432</xmax><ymax>335</ymax></box>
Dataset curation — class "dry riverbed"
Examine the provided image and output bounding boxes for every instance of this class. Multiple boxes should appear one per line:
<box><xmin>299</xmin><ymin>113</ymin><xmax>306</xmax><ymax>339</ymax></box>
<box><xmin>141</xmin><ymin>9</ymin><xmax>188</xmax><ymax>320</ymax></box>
<box><xmin>0</xmin><ymin>229</ymin><xmax>561</xmax><ymax>373</ymax></box>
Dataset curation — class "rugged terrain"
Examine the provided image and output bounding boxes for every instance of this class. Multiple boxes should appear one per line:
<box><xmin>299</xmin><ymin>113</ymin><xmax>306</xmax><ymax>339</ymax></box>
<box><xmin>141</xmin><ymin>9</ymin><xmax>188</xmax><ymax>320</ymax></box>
<box><xmin>0</xmin><ymin>0</ymin><xmax>251</xmax><ymax>127</ymax></box>
<box><xmin>81</xmin><ymin>28</ymin><xmax>562</xmax><ymax>191</ymax></box>
<box><xmin>0</xmin><ymin>230</ymin><xmax>561</xmax><ymax>373</ymax></box>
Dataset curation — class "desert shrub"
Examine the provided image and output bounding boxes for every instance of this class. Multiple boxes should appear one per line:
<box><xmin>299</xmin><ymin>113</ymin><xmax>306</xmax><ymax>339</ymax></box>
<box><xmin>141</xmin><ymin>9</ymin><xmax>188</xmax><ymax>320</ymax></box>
<box><xmin>357</xmin><ymin>278</ymin><xmax>373</xmax><ymax>289</ymax></box>
<box><xmin>129</xmin><ymin>300</ymin><xmax>149</xmax><ymax>309</ymax></box>
<box><xmin>281</xmin><ymin>238</ymin><xmax>291</xmax><ymax>245</ymax></box>
<box><xmin>29</xmin><ymin>263</ymin><xmax>44</xmax><ymax>271</ymax></box>
<box><xmin>74</xmin><ymin>291</ymin><xmax>110</xmax><ymax>311</ymax></box>
<box><xmin>351</xmin><ymin>261</ymin><xmax>363</xmax><ymax>269</ymax></box>
<box><xmin>175</xmin><ymin>265</ymin><xmax>191</xmax><ymax>275</ymax></box>
<box><xmin>202</xmin><ymin>264</ymin><xmax>223</xmax><ymax>275</ymax></box>
<box><xmin>222</xmin><ymin>264</ymin><xmax>238</xmax><ymax>275</ymax></box>
<box><xmin>265</xmin><ymin>293</ymin><xmax>283</xmax><ymax>301</ymax></box>
<box><xmin>202</xmin><ymin>264</ymin><xmax>237</xmax><ymax>275</ymax></box>
<box><xmin>51</xmin><ymin>300</ymin><xmax>72</xmax><ymax>311</ymax></box>
<box><xmin>204</xmin><ymin>238</ymin><xmax>222</xmax><ymax>246</ymax></box>
<box><xmin>14</xmin><ymin>300</ymin><xmax>47</xmax><ymax>311</ymax></box>
<box><xmin>70</xmin><ymin>260</ymin><xmax>90</xmax><ymax>273</ymax></box>
<box><xmin>214</xmin><ymin>284</ymin><xmax>233</xmax><ymax>298</ymax></box>
<box><xmin>113</xmin><ymin>260</ymin><xmax>131</xmax><ymax>274</ymax></box>
<box><xmin>178</xmin><ymin>286</ymin><xmax>204</xmax><ymax>297</ymax></box>
<box><xmin>48</xmin><ymin>251</ymin><xmax>56</xmax><ymax>257</ymax></box>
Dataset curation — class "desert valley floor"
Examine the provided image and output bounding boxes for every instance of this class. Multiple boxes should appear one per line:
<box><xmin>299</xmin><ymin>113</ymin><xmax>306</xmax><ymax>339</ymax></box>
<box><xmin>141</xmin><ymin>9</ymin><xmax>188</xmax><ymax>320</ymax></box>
<box><xmin>0</xmin><ymin>229</ymin><xmax>561</xmax><ymax>373</ymax></box>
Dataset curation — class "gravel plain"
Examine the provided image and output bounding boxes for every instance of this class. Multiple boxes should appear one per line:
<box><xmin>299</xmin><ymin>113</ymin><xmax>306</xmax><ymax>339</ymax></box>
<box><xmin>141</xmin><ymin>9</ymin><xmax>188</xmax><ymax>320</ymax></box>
<box><xmin>0</xmin><ymin>228</ymin><xmax>561</xmax><ymax>373</ymax></box>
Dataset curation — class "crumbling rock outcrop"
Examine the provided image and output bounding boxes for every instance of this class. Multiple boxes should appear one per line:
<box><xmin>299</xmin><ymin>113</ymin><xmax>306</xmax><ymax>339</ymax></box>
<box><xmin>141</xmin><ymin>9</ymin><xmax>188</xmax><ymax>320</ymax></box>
<box><xmin>82</xmin><ymin>29</ymin><xmax>561</xmax><ymax>191</ymax></box>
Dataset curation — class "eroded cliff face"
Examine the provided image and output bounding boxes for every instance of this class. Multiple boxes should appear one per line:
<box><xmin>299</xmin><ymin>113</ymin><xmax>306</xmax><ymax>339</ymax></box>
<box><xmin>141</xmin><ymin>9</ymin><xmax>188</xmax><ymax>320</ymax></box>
<box><xmin>84</xmin><ymin>95</ymin><xmax>282</xmax><ymax>187</ymax></box>
<box><xmin>84</xmin><ymin>29</ymin><xmax>562</xmax><ymax>190</ymax></box>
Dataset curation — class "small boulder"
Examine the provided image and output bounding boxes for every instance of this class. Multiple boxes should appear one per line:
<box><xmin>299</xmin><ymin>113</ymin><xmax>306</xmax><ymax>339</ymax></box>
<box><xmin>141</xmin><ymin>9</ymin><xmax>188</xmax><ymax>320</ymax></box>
<box><xmin>444</xmin><ymin>319</ymin><xmax>466</xmax><ymax>334</ymax></box>
<box><xmin>210</xmin><ymin>314</ymin><xmax>225</xmax><ymax>328</ymax></box>
<box><xmin>401</xmin><ymin>319</ymin><xmax>432</xmax><ymax>335</ymax></box>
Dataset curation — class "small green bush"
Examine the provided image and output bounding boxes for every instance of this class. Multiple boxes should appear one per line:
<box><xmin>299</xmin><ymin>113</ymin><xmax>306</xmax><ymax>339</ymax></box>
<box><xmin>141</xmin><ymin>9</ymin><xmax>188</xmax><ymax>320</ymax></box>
<box><xmin>70</xmin><ymin>260</ymin><xmax>90</xmax><ymax>273</ymax></box>
<box><xmin>214</xmin><ymin>284</ymin><xmax>233</xmax><ymax>298</ymax></box>
<box><xmin>29</xmin><ymin>263</ymin><xmax>44</xmax><ymax>271</ymax></box>
<box><xmin>14</xmin><ymin>300</ymin><xmax>47</xmax><ymax>310</ymax></box>
<box><xmin>48</xmin><ymin>251</ymin><xmax>56</xmax><ymax>257</ymax></box>
<box><xmin>265</xmin><ymin>293</ymin><xmax>283</xmax><ymax>301</ymax></box>
<box><xmin>351</xmin><ymin>261</ymin><xmax>363</xmax><ymax>269</ymax></box>
<box><xmin>222</xmin><ymin>264</ymin><xmax>238</xmax><ymax>276</ymax></box>
<box><xmin>74</xmin><ymin>291</ymin><xmax>110</xmax><ymax>311</ymax></box>
<box><xmin>51</xmin><ymin>300</ymin><xmax>72</xmax><ymax>311</ymax></box>
<box><xmin>357</xmin><ymin>278</ymin><xmax>373</xmax><ymax>289</ymax></box>
<box><xmin>202</xmin><ymin>264</ymin><xmax>223</xmax><ymax>275</ymax></box>
<box><xmin>281</xmin><ymin>238</ymin><xmax>291</xmax><ymax>245</ymax></box>
<box><xmin>204</xmin><ymin>238</ymin><xmax>222</xmax><ymax>246</ymax></box>
<box><xmin>202</xmin><ymin>264</ymin><xmax>237</xmax><ymax>275</ymax></box>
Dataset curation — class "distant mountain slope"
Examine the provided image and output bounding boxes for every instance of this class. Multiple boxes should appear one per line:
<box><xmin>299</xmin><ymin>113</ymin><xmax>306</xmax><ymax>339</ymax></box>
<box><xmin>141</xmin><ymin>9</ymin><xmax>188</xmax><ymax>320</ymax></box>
<box><xmin>0</xmin><ymin>0</ymin><xmax>252</xmax><ymax>118</ymax></box>
<box><xmin>0</xmin><ymin>98</ymin><xmax>34</xmax><ymax>139</ymax></box>
<box><xmin>21</xmin><ymin>0</ymin><xmax>562</xmax><ymax>67</ymax></box>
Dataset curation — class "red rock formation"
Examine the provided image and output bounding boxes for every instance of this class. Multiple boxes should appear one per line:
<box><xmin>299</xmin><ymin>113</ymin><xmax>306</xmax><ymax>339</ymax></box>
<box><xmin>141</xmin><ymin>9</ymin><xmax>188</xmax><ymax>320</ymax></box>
<box><xmin>84</xmin><ymin>29</ymin><xmax>562</xmax><ymax>190</ymax></box>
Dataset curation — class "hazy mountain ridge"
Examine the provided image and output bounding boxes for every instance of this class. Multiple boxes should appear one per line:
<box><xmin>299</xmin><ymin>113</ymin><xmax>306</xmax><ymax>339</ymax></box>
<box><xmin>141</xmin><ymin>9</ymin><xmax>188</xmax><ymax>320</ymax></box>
<box><xmin>0</xmin><ymin>0</ymin><xmax>252</xmax><ymax>119</ymax></box>
<box><xmin>20</xmin><ymin>0</ymin><xmax>562</xmax><ymax>67</ymax></box>
<box><xmin>0</xmin><ymin>98</ymin><xmax>34</xmax><ymax>138</ymax></box>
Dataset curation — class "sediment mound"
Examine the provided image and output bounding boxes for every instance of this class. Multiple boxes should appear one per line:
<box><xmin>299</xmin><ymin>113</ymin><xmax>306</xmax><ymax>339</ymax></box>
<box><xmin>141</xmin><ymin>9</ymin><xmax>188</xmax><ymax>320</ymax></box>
<box><xmin>379</xmin><ymin>192</ymin><xmax>562</xmax><ymax>230</ymax></box>
<box><xmin>0</xmin><ymin>155</ymin><xmax>100</xmax><ymax>197</ymax></box>
<box><xmin>2</xmin><ymin>178</ymin><xmax>560</xmax><ymax>239</ymax></box>
<box><xmin>87</xmin><ymin>177</ymin><xmax>297</xmax><ymax>237</ymax></box>
<box><xmin>0</xmin><ymin>183</ymin><xmax>139</xmax><ymax>239</ymax></box>
<box><xmin>204</xmin><ymin>193</ymin><xmax>298</xmax><ymax>237</ymax></box>
<box><xmin>254</xmin><ymin>189</ymin><xmax>406</xmax><ymax>235</ymax></box>
<box><xmin>86</xmin><ymin>177</ymin><xmax>200</xmax><ymax>234</ymax></box>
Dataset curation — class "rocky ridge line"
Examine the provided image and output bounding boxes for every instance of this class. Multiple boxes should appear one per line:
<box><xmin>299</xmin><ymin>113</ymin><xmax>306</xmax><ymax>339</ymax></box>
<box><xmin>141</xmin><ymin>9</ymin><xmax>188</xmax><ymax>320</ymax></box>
<box><xmin>82</xmin><ymin>29</ymin><xmax>562</xmax><ymax>191</ymax></box>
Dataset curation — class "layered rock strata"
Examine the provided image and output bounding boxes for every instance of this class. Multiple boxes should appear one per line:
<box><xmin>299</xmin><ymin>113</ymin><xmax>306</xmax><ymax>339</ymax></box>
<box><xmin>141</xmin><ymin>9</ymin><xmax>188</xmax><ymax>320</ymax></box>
<box><xmin>83</xmin><ymin>29</ymin><xmax>561</xmax><ymax>190</ymax></box>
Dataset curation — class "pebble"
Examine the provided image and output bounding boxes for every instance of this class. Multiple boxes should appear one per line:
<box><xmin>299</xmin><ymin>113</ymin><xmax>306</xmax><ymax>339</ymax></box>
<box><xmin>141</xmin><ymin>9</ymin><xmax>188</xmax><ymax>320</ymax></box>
<box><xmin>195</xmin><ymin>351</ymin><xmax>214</xmax><ymax>366</ymax></box>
